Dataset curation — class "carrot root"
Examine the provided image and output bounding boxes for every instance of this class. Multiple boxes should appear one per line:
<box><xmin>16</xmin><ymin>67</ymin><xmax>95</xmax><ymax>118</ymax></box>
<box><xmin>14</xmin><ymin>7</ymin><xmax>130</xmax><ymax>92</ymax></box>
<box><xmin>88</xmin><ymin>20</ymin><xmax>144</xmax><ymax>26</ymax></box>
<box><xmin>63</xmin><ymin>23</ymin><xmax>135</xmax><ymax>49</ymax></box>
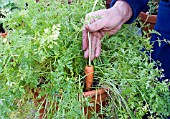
<box><xmin>85</xmin><ymin>65</ymin><xmax>94</xmax><ymax>91</ymax></box>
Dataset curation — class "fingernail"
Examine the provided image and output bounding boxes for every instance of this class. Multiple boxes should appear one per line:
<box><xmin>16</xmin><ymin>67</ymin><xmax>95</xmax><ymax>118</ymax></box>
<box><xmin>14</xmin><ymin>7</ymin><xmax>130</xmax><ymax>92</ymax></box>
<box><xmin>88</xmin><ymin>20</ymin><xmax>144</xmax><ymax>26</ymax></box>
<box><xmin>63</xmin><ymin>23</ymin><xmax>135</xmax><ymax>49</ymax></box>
<box><xmin>85</xmin><ymin>25</ymin><xmax>89</xmax><ymax>30</ymax></box>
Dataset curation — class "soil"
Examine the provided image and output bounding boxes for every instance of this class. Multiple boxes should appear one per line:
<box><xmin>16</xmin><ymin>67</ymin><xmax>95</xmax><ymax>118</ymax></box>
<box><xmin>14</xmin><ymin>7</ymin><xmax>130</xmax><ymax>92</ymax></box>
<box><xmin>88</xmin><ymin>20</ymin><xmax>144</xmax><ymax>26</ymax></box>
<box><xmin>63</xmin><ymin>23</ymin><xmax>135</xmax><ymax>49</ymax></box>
<box><xmin>0</xmin><ymin>23</ymin><xmax>5</xmax><ymax>33</ymax></box>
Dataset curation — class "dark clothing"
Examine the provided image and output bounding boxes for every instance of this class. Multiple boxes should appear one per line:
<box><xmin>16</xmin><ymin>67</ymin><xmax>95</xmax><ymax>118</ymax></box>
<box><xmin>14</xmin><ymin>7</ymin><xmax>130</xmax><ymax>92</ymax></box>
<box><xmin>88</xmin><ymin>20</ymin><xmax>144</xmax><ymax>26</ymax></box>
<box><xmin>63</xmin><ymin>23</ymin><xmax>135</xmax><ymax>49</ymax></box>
<box><xmin>111</xmin><ymin>0</ymin><xmax>170</xmax><ymax>81</ymax></box>
<box><xmin>150</xmin><ymin>1</ymin><xmax>170</xmax><ymax>81</ymax></box>
<box><xmin>154</xmin><ymin>1</ymin><xmax>170</xmax><ymax>34</ymax></box>
<box><xmin>110</xmin><ymin>0</ymin><xmax>148</xmax><ymax>23</ymax></box>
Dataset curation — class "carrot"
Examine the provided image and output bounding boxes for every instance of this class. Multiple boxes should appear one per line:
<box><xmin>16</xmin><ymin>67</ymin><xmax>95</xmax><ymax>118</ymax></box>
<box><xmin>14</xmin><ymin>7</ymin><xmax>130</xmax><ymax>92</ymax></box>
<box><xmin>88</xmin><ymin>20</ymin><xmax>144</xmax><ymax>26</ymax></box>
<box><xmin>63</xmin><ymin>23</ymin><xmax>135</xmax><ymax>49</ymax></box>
<box><xmin>85</xmin><ymin>65</ymin><xmax>94</xmax><ymax>91</ymax></box>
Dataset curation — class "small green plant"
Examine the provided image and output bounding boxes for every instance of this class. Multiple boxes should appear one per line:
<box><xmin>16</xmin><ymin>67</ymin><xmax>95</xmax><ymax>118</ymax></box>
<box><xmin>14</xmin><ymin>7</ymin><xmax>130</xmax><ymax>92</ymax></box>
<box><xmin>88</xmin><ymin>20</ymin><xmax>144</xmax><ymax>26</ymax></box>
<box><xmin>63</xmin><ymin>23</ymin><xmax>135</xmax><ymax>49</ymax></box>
<box><xmin>147</xmin><ymin>0</ymin><xmax>159</xmax><ymax>15</ymax></box>
<box><xmin>0</xmin><ymin>0</ymin><xmax>18</xmax><ymax>33</ymax></box>
<box><xmin>0</xmin><ymin>0</ymin><xmax>169</xmax><ymax>119</ymax></box>
<box><xmin>0</xmin><ymin>0</ymin><xmax>16</xmax><ymax>17</ymax></box>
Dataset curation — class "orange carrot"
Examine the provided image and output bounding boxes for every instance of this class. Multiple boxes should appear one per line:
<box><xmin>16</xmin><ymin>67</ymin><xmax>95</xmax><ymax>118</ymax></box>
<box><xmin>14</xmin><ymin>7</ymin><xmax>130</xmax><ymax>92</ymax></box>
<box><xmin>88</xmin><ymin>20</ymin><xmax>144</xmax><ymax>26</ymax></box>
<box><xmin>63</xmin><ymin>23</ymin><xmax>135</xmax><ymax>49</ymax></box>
<box><xmin>85</xmin><ymin>65</ymin><xmax>94</xmax><ymax>91</ymax></box>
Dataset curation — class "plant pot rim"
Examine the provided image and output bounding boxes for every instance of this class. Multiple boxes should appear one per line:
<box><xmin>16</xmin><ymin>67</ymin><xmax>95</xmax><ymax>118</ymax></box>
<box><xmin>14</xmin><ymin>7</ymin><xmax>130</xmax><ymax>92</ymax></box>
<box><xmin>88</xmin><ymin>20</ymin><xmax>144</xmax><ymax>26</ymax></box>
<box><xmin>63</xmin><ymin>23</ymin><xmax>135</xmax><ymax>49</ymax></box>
<box><xmin>31</xmin><ymin>87</ymin><xmax>108</xmax><ymax>97</ymax></box>
<box><xmin>139</xmin><ymin>12</ymin><xmax>157</xmax><ymax>24</ymax></box>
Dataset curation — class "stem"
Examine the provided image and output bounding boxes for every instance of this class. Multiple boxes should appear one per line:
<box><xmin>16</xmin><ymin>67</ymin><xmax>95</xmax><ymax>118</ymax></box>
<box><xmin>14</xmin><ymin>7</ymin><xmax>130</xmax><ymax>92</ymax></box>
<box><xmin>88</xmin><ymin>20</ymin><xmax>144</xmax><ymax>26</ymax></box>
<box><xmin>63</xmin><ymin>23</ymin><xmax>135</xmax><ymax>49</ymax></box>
<box><xmin>88</xmin><ymin>32</ymin><xmax>91</xmax><ymax>66</ymax></box>
<box><xmin>88</xmin><ymin>0</ymin><xmax>98</xmax><ymax>66</ymax></box>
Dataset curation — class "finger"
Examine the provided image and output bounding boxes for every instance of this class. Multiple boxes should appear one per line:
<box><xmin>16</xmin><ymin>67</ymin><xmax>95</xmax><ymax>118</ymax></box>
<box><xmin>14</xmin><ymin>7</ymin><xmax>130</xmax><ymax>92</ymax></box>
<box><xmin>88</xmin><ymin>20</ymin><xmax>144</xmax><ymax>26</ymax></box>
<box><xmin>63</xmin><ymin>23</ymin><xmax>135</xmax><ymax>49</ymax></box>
<box><xmin>103</xmin><ymin>29</ymin><xmax>118</xmax><ymax>36</ymax></box>
<box><xmin>95</xmin><ymin>38</ymin><xmax>101</xmax><ymax>58</ymax></box>
<box><xmin>82</xmin><ymin>29</ymin><xmax>88</xmax><ymax>51</ymax></box>
<box><xmin>100</xmin><ymin>30</ymin><xmax>105</xmax><ymax>37</ymax></box>
<box><xmin>91</xmin><ymin>31</ymin><xmax>102</xmax><ymax>39</ymax></box>
<box><xmin>85</xmin><ymin>9</ymin><xmax>107</xmax><ymax>23</ymax></box>
<box><xmin>85</xmin><ymin>18</ymin><xmax>108</xmax><ymax>32</ymax></box>
<box><xmin>86</xmin><ymin>10</ymin><xmax>104</xmax><ymax>18</ymax></box>
<box><xmin>91</xmin><ymin>35</ymin><xmax>97</xmax><ymax>61</ymax></box>
<box><xmin>84</xmin><ymin>48</ymin><xmax>89</xmax><ymax>59</ymax></box>
<box><xmin>102</xmin><ymin>25</ymin><xmax>122</xmax><ymax>36</ymax></box>
<box><xmin>90</xmin><ymin>19</ymin><xmax>96</xmax><ymax>24</ymax></box>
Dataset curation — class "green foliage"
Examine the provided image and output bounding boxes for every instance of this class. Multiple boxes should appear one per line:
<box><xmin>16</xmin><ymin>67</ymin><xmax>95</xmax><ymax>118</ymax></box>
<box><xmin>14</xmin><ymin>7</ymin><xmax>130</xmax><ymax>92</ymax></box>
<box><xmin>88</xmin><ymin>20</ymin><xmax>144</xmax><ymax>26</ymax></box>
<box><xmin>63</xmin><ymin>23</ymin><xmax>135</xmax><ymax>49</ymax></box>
<box><xmin>0</xmin><ymin>0</ymin><xmax>15</xmax><ymax>14</ymax></box>
<box><xmin>0</xmin><ymin>0</ymin><xmax>17</xmax><ymax>18</ymax></box>
<box><xmin>0</xmin><ymin>0</ymin><xmax>18</xmax><ymax>32</ymax></box>
<box><xmin>0</xmin><ymin>0</ymin><xmax>105</xmax><ymax>118</ymax></box>
<box><xmin>147</xmin><ymin>0</ymin><xmax>159</xmax><ymax>15</ymax></box>
<box><xmin>96</xmin><ymin>25</ymin><xmax>170</xmax><ymax>118</ymax></box>
<box><xmin>0</xmin><ymin>0</ymin><xmax>169</xmax><ymax>119</ymax></box>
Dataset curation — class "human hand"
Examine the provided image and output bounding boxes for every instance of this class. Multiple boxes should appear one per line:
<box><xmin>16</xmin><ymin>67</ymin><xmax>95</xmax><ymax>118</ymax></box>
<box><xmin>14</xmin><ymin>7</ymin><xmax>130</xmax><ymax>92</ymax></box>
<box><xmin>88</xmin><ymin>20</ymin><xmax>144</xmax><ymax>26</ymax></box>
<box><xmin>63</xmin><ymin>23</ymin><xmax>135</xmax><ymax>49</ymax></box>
<box><xmin>82</xmin><ymin>0</ymin><xmax>132</xmax><ymax>60</ymax></box>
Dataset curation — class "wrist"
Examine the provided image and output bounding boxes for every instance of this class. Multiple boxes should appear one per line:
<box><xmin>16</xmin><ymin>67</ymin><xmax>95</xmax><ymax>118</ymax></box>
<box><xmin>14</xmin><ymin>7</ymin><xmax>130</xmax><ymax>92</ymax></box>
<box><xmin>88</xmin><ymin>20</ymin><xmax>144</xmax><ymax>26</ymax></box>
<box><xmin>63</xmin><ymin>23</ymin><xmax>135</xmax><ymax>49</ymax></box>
<box><xmin>110</xmin><ymin>0</ymin><xmax>132</xmax><ymax>23</ymax></box>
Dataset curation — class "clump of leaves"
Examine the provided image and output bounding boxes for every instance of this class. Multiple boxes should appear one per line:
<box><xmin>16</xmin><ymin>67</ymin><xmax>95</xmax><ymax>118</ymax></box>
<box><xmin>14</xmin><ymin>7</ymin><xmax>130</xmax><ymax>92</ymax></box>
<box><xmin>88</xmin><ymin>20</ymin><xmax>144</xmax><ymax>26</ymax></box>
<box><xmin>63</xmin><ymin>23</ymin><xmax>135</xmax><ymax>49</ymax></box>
<box><xmin>0</xmin><ymin>0</ymin><xmax>18</xmax><ymax>33</ymax></box>
<box><xmin>0</xmin><ymin>0</ymin><xmax>105</xmax><ymax>118</ymax></box>
<box><xmin>142</xmin><ymin>0</ymin><xmax>159</xmax><ymax>15</ymax></box>
<box><xmin>0</xmin><ymin>0</ymin><xmax>16</xmax><ymax>17</ymax></box>
<box><xmin>96</xmin><ymin>25</ymin><xmax>170</xmax><ymax>118</ymax></box>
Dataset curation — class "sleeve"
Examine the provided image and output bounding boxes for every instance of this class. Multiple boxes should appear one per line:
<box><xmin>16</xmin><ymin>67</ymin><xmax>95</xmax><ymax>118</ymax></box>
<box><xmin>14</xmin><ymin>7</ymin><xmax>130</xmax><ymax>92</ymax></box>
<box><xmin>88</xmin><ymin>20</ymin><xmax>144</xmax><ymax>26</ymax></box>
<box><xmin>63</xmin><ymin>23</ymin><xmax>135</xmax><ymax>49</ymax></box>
<box><xmin>154</xmin><ymin>1</ymin><xmax>170</xmax><ymax>33</ymax></box>
<box><xmin>110</xmin><ymin>0</ymin><xmax>148</xmax><ymax>24</ymax></box>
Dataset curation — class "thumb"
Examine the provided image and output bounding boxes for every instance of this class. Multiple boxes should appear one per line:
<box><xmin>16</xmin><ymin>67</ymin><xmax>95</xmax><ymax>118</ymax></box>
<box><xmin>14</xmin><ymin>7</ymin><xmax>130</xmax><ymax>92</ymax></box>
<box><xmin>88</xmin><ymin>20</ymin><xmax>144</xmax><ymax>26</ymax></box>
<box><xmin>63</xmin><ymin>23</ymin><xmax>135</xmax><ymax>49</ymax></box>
<box><xmin>86</xmin><ymin>18</ymin><xmax>107</xmax><ymax>32</ymax></box>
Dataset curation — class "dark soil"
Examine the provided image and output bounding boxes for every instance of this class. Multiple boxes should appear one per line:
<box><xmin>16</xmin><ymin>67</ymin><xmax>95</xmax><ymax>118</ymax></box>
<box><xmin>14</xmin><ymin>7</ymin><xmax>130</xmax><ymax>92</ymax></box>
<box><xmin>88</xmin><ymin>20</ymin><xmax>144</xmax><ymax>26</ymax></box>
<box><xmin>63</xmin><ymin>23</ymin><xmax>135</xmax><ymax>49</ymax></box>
<box><xmin>0</xmin><ymin>23</ymin><xmax>5</xmax><ymax>33</ymax></box>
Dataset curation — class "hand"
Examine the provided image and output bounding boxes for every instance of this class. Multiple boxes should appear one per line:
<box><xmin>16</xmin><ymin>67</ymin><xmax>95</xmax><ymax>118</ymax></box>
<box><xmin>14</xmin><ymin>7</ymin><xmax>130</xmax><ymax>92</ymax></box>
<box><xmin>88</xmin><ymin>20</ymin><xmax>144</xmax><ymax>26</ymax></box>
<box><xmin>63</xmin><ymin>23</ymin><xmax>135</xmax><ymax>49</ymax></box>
<box><xmin>82</xmin><ymin>0</ymin><xmax>132</xmax><ymax>60</ymax></box>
